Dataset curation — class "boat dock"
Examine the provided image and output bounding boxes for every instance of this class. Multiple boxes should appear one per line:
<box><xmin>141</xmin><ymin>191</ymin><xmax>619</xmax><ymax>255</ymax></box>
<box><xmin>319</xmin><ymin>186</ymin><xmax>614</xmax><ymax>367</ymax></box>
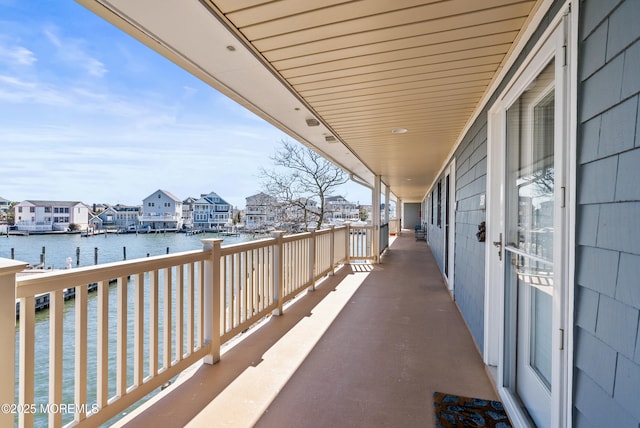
<box><xmin>15</xmin><ymin>270</ymin><xmax>102</xmax><ymax>318</ymax></box>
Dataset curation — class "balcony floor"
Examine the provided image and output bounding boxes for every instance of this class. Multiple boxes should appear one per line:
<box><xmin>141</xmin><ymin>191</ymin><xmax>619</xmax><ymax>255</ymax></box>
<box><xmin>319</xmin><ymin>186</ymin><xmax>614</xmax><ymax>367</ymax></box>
<box><xmin>116</xmin><ymin>231</ymin><xmax>497</xmax><ymax>428</ymax></box>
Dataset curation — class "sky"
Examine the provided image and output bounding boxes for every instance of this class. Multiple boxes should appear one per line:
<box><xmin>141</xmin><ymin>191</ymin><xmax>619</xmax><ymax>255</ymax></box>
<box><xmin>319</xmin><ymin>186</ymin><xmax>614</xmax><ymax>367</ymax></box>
<box><xmin>0</xmin><ymin>0</ymin><xmax>372</xmax><ymax>209</ymax></box>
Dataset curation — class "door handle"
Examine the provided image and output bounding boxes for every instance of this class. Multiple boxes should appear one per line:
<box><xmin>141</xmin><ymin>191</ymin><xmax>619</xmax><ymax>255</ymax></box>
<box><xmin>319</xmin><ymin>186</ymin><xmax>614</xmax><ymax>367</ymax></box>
<box><xmin>492</xmin><ymin>233</ymin><xmax>503</xmax><ymax>261</ymax></box>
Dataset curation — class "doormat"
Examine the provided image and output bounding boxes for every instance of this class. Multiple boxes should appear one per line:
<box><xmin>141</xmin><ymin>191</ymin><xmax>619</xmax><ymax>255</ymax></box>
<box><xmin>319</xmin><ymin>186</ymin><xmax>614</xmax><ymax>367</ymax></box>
<box><xmin>433</xmin><ymin>392</ymin><xmax>512</xmax><ymax>427</ymax></box>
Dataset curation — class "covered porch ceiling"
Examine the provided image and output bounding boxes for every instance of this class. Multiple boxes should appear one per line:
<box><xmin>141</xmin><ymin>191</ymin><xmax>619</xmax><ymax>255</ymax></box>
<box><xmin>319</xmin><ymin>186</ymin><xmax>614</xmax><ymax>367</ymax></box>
<box><xmin>77</xmin><ymin>0</ymin><xmax>542</xmax><ymax>203</ymax></box>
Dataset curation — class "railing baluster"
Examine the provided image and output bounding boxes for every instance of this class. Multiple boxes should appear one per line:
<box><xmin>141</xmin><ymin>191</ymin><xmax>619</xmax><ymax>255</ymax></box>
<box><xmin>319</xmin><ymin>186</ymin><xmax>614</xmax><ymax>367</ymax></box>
<box><xmin>134</xmin><ymin>273</ymin><xmax>144</xmax><ymax>387</ymax></box>
<box><xmin>309</xmin><ymin>231</ymin><xmax>315</xmax><ymax>290</ymax></box>
<box><xmin>117</xmin><ymin>276</ymin><xmax>128</xmax><ymax>396</ymax></box>
<box><xmin>97</xmin><ymin>281</ymin><xmax>109</xmax><ymax>408</ymax></box>
<box><xmin>187</xmin><ymin>262</ymin><xmax>195</xmax><ymax>355</ymax></box>
<box><xmin>163</xmin><ymin>268</ymin><xmax>172</xmax><ymax>369</ymax></box>
<box><xmin>234</xmin><ymin>254</ymin><xmax>240</xmax><ymax>326</ymax></box>
<box><xmin>19</xmin><ymin>296</ymin><xmax>35</xmax><ymax>428</ymax></box>
<box><xmin>150</xmin><ymin>270</ymin><xmax>159</xmax><ymax>377</ymax></box>
<box><xmin>221</xmin><ymin>256</ymin><xmax>228</xmax><ymax>335</ymax></box>
<box><xmin>176</xmin><ymin>264</ymin><xmax>184</xmax><ymax>361</ymax></box>
<box><xmin>74</xmin><ymin>284</ymin><xmax>88</xmax><ymax>423</ymax></box>
<box><xmin>49</xmin><ymin>289</ymin><xmax>63</xmax><ymax>428</ymax></box>
<box><xmin>198</xmin><ymin>260</ymin><xmax>204</xmax><ymax>350</ymax></box>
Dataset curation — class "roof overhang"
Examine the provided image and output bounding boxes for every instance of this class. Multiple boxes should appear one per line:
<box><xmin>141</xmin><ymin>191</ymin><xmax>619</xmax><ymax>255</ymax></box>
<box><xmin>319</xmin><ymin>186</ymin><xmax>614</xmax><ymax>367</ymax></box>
<box><xmin>76</xmin><ymin>0</ymin><xmax>543</xmax><ymax>202</ymax></box>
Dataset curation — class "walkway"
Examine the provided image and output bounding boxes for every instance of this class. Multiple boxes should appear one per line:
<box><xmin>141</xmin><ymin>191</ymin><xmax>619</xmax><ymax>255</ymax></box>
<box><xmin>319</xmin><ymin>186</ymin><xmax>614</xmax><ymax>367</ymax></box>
<box><xmin>116</xmin><ymin>231</ymin><xmax>497</xmax><ymax>428</ymax></box>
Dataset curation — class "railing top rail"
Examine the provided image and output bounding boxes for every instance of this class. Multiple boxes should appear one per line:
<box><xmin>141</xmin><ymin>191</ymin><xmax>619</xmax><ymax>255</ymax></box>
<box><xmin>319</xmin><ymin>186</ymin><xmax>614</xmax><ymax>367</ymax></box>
<box><xmin>219</xmin><ymin>237</ymin><xmax>277</xmax><ymax>255</ymax></box>
<box><xmin>15</xmin><ymin>249</ymin><xmax>208</xmax><ymax>298</ymax></box>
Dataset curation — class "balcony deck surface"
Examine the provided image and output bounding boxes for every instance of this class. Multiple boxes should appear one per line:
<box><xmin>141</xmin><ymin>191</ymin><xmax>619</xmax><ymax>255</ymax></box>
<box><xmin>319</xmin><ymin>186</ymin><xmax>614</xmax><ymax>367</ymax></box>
<box><xmin>116</xmin><ymin>231</ymin><xmax>497</xmax><ymax>428</ymax></box>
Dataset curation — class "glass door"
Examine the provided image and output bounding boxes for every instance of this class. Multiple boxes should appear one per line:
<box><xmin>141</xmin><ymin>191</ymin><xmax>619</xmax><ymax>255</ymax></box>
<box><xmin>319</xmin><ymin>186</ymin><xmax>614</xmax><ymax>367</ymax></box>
<box><xmin>503</xmin><ymin>61</ymin><xmax>555</xmax><ymax>427</ymax></box>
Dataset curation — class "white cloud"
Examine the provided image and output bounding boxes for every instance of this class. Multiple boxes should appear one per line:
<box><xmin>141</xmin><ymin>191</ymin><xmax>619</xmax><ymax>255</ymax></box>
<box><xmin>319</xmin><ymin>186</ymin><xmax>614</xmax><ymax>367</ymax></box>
<box><xmin>0</xmin><ymin>44</ymin><xmax>36</xmax><ymax>66</ymax></box>
<box><xmin>43</xmin><ymin>25</ymin><xmax>107</xmax><ymax>78</ymax></box>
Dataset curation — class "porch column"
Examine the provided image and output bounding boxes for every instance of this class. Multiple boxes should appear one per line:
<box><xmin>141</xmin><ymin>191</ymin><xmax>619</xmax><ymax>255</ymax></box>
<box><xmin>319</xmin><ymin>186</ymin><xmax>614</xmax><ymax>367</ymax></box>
<box><xmin>372</xmin><ymin>175</ymin><xmax>381</xmax><ymax>263</ymax></box>
<box><xmin>0</xmin><ymin>258</ymin><xmax>27</xmax><ymax>427</ymax></box>
<box><xmin>384</xmin><ymin>185</ymin><xmax>390</xmax><ymax>223</ymax></box>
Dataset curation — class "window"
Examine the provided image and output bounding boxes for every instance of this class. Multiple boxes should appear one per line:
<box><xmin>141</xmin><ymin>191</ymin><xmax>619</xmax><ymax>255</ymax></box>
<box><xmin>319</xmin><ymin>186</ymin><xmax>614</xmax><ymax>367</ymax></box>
<box><xmin>437</xmin><ymin>181</ymin><xmax>442</xmax><ymax>228</ymax></box>
<box><xmin>431</xmin><ymin>192</ymin><xmax>434</xmax><ymax>225</ymax></box>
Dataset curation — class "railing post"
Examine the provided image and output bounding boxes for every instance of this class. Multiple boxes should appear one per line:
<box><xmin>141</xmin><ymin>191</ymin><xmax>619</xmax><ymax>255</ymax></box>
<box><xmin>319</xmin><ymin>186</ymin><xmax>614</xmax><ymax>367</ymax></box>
<box><xmin>0</xmin><ymin>259</ymin><xmax>27</xmax><ymax>428</ymax></box>
<box><xmin>272</xmin><ymin>231</ymin><xmax>284</xmax><ymax>316</ymax></box>
<box><xmin>202</xmin><ymin>238</ymin><xmax>223</xmax><ymax>365</ymax></box>
<box><xmin>329</xmin><ymin>225</ymin><xmax>335</xmax><ymax>275</ymax></box>
<box><xmin>344</xmin><ymin>222</ymin><xmax>351</xmax><ymax>264</ymax></box>
<box><xmin>308</xmin><ymin>229</ymin><xmax>316</xmax><ymax>291</ymax></box>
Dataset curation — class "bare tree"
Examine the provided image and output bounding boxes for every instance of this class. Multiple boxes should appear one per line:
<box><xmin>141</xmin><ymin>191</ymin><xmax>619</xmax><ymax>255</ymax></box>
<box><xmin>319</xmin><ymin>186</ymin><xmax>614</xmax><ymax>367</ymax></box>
<box><xmin>260</xmin><ymin>140</ymin><xmax>349</xmax><ymax>231</ymax></box>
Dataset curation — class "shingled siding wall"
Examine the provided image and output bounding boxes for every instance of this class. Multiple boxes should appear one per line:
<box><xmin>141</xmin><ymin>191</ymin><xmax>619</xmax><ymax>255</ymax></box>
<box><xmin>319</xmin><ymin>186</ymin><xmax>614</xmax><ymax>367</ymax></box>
<box><xmin>574</xmin><ymin>0</ymin><xmax>640</xmax><ymax>426</ymax></box>
<box><xmin>450</xmin><ymin>121</ymin><xmax>488</xmax><ymax>351</ymax></box>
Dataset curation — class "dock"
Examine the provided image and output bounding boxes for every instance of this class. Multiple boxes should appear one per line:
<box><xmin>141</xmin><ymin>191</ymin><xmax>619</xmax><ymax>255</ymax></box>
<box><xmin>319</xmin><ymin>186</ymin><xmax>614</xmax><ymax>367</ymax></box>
<box><xmin>15</xmin><ymin>270</ymin><xmax>104</xmax><ymax>318</ymax></box>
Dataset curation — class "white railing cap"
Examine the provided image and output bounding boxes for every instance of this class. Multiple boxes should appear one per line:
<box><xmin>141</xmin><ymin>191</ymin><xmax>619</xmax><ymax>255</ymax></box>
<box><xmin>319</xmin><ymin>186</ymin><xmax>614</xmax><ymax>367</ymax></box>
<box><xmin>0</xmin><ymin>258</ymin><xmax>28</xmax><ymax>275</ymax></box>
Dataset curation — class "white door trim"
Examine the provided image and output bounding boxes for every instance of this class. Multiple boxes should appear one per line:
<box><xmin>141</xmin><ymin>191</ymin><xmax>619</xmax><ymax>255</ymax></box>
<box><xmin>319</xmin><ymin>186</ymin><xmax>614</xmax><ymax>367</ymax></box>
<box><xmin>484</xmin><ymin>2</ymin><xmax>575</xmax><ymax>427</ymax></box>
<box><xmin>443</xmin><ymin>159</ymin><xmax>456</xmax><ymax>294</ymax></box>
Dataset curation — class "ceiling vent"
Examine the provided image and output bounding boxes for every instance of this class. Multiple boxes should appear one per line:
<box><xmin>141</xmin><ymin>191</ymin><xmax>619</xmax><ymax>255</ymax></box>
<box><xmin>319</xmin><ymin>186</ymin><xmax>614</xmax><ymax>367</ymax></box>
<box><xmin>306</xmin><ymin>118</ymin><xmax>320</xmax><ymax>127</ymax></box>
<box><xmin>325</xmin><ymin>135</ymin><xmax>337</xmax><ymax>143</ymax></box>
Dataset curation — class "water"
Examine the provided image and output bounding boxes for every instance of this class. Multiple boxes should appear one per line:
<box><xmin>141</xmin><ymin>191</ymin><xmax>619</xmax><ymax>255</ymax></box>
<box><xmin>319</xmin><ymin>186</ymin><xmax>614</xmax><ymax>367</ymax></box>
<box><xmin>1</xmin><ymin>231</ymin><xmax>255</xmax><ymax>427</ymax></box>
<box><xmin>0</xmin><ymin>231</ymin><xmax>251</xmax><ymax>269</ymax></box>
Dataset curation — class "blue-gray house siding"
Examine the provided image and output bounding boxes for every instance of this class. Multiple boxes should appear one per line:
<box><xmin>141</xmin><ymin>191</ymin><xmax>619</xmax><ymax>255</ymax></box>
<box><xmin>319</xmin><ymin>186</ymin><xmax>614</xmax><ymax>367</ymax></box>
<box><xmin>574</xmin><ymin>0</ymin><xmax>640</xmax><ymax>425</ymax></box>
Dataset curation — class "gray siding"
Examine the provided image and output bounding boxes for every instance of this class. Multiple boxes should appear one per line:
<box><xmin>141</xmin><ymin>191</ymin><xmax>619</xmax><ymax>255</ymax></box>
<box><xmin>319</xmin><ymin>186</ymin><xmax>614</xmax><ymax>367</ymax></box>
<box><xmin>403</xmin><ymin>203</ymin><xmax>421</xmax><ymax>230</ymax></box>
<box><xmin>575</xmin><ymin>0</ymin><xmax>640</xmax><ymax>425</ymax></box>
<box><xmin>451</xmin><ymin>121</ymin><xmax>488</xmax><ymax>350</ymax></box>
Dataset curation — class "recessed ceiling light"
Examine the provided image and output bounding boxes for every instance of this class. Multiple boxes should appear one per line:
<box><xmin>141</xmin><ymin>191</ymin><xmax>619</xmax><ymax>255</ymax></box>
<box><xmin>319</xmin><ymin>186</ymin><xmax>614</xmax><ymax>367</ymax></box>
<box><xmin>391</xmin><ymin>128</ymin><xmax>408</xmax><ymax>134</ymax></box>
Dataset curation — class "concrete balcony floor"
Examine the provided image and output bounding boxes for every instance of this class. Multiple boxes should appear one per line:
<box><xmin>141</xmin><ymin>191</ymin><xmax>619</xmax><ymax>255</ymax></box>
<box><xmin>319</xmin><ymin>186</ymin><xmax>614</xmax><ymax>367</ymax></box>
<box><xmin>116</xmin><ymin>231</ymin><xmax>497</xmax><ymax>428</ymax></box>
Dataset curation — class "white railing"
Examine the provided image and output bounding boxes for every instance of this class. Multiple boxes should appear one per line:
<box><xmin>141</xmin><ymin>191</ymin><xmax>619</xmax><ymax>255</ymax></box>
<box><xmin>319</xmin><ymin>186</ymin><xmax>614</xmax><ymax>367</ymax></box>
<box><xmin>349</xmin><ymin>225</ymin><xmax>374</xmax><ymax>260</ymax></box>
<box><xmin>0</xmin><ymin>224</ymin><xmax>371</xmax><ymax>428</ymax></box>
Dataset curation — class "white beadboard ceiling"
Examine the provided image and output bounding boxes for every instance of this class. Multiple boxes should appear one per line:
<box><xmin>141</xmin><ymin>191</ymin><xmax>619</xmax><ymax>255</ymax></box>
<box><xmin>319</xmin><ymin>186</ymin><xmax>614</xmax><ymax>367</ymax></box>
<box><xmin>77</xmin><ymin>0</ymin><xmax>542</xmax><ymax>202</ymax></box>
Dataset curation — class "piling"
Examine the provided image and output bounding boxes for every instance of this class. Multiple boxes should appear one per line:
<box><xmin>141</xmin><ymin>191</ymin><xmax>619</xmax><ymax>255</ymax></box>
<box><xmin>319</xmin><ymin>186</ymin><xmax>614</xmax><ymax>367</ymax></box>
<box><xmin>123</xmin><ymin>247</ymin><xmax>127</xmax><ymax>260</ymax></box>
<box><xmin>94</xmin><ymin>247</ymin><xmax>98</xmax><ymax>265</ymax></box>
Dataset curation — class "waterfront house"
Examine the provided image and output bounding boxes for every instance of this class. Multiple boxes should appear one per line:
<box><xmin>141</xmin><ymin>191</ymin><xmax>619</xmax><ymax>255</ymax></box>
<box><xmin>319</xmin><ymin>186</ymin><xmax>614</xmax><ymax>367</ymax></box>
<box><xmin>140</xmin><ymin>190</ymin><xmax>183</xmax><ymax>231</ymax></box>
<box><xmin>324</xmin><ymin>195</ymin><xmax>360</xmax><ymax>224</ymax></box>
<box><xmin>0</xmin><ymin>196</ymin><xmax>10</xmax><ymax>213</ymax></box>
<box><xmin>96</xmin><ymin>204</ymin><xmax>141</xmax><ymax>231</ymax></box>
<box><xmin>244</xmin><ymin>192</ymin><xmax>279</xmax><ymax>230</ymax></box>
<box><xmin>4</xmin><ymin>1</ymin><xmax>640</xmax><ymax>427</ymax></box>
<box><xmin>181</xmin><ymin>197</ymin><xmax>197</xmax><ymax>230</ymax></box>
<box><xmin>193</xmin><ymin>191</ymin><xmax>231</xmax><ymax>231</ymax></box>
<box><xmin>13</xmin><ymin>200</ymin><xmax>89</xmax><ymax>232</ymax></box>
